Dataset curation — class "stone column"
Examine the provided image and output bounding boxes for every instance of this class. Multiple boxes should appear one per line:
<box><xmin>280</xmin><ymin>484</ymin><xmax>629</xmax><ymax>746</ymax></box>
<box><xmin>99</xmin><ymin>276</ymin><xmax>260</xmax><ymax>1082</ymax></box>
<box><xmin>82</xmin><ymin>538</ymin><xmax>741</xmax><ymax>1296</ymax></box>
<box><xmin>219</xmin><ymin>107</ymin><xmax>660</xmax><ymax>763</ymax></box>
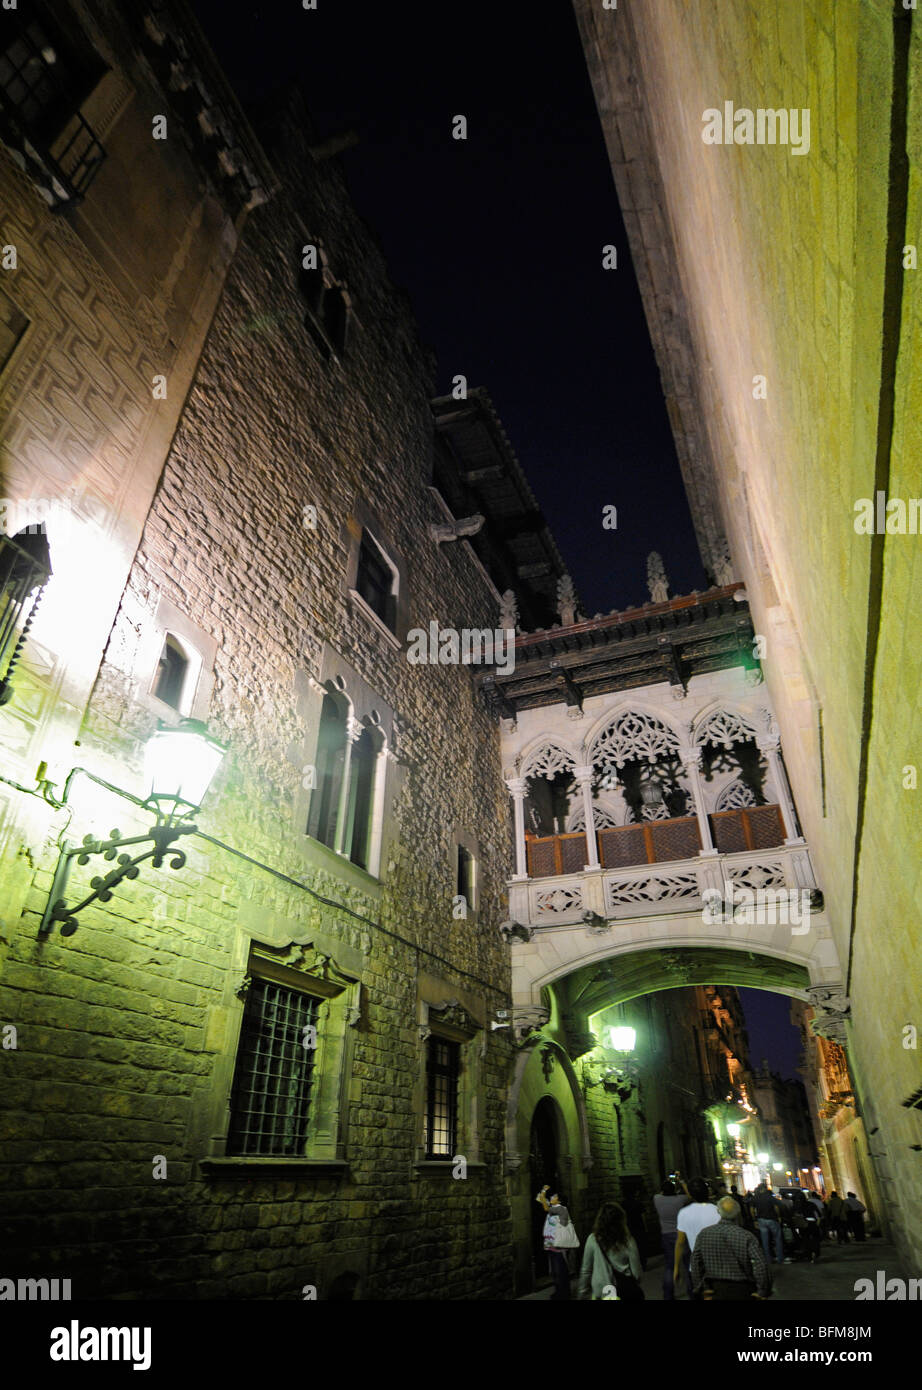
<box><xmin>758</xmin><ymin>733</ymin><xmax>803</xmax><ymax>843</ymax></box>
<box><xmin>334</xmin><ymin>714</ymin><xmax>363</xmax><ymax>857</ymax></box>
<box><xmin>680</xmin><ymin>746</ymin><xmax>716</xmax><ymax>854</ymax></box>
<box><xmin>507</xmin><ymin>776</ymin><xmax>529</xmax><ymax>880</ymax></box>
<box><xmin>573</xmin><ymin>764</ymin><xmax>600</xmax><ymax>870</ymax></box>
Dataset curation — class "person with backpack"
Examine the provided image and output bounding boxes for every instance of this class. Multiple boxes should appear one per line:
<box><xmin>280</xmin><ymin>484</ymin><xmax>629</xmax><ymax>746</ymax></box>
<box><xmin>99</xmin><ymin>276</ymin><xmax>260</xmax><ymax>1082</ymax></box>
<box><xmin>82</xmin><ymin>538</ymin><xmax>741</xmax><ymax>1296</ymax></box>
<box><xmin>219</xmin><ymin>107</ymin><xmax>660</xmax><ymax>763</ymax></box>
<box><xmin>578</xmin><ymin>1201</ymin><xmax>644</xmax><ymax>1301</ymax></box>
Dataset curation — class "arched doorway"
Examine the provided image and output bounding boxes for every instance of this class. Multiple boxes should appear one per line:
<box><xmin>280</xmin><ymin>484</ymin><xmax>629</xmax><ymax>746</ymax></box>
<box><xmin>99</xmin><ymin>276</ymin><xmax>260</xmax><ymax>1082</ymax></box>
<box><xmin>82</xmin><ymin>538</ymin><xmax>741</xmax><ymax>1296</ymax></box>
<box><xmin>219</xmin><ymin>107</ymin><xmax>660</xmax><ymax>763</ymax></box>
<box><xmin>529</xmin><ymin>1096</ymin><xmax>561</xmax><ymax>1279</ymax></box>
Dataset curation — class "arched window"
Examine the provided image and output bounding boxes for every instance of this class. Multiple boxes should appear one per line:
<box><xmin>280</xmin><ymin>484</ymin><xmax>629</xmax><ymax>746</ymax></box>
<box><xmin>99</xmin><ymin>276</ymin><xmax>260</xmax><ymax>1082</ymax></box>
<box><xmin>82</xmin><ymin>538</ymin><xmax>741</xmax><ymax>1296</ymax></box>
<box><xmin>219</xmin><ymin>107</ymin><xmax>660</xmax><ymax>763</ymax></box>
<box><xmin>343</xmin><ymin>725</ymin><xmax>379</xmax><ymax>870</ymax></box>
<box><xmin>152</xmin><ymin>633</ymin><xmax>190</xmax><ymax>711</ymax></box>
<box><xmin>307</xmin><ymin>692</ymin><xmax>348</xmax><ymax>850</ymax></box>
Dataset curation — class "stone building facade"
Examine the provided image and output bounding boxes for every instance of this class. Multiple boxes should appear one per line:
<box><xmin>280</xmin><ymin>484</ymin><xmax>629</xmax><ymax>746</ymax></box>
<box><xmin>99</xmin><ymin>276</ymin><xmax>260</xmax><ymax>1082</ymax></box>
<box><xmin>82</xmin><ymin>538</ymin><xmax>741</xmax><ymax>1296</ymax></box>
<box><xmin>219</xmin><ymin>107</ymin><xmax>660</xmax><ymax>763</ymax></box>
<box><xmin>0</xmin><ymin>8</ymin><xmax>573</xmax><ymax>1301</ymax></box>
<box><xmin>573</xmin><ymin>0</ymin><xmax>922</xmax><ymax>1264</ymax></box>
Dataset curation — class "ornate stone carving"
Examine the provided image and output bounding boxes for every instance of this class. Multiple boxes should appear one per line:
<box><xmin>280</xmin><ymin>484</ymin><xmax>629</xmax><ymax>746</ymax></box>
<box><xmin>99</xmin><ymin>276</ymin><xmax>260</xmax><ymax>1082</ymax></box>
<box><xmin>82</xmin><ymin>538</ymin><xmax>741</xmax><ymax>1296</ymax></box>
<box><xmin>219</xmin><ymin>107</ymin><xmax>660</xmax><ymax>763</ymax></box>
<box><xmin>646</xmin><ymin>551</ymin><xmax>669</xmax><ymax>603</ymax></box>
<box><xmin>519</xmin><ymin>741</ymin><xmax>576</xmax><ymax>780</ymax></box>
<box><xmin>512</xmin><ymin>1005</ymin><xmax>550</xmax><ymax>1043</ymax></box>
<box><xmin>429</xmin><ymin>998</ymin><xmax>480</xmax><ymax>1034</ymax></box>
<box><xmin>556</xmin><ymin>573</ymin><xmax>579</xmax><ymax>627</ymax></box>
<box><xmin>499</xmin><ymin>589</ymin><xmax>519</xmax><ymax>633</ymax></box>
<box><xmin>500</xmin><ymin>919</ymin><xmax>534</xmax><ymax>943</ymax></box>
<box><xmin>807</xmin><ymin>985</ymin><xmax>851</xmax><ymax>1045</ymax></box>
<box><xmin>590</xmin><ymin>709</ymin><xmax>681</xmax><ymax>769</ymax></box>
<box><xmin>582</xmin><ymin>910</ymin><xmax>610</xmax><ymax>935</ymax></box>
<box><xmin>695</xmin><ymin>708</ymin><xmax>759</xmax><ymax>749</ymax></box>
<box><xmin>711</xmin><ymin>536</ymin><xmax>735</xmax><ymax>586</ymax></box>
<box><xmin>430</xmin><ymin>513</ymin><xmax>485</xmax><ymax>544</ymax></box>
<box><xmin>233</xmin><ymin>972</ymin><xmax>252</xmax><ymax>999</ymax></box>
<box><xmin>715</xmin><ymin>778</ymin><xmax>758</xmax><ymax>811</ymax></box>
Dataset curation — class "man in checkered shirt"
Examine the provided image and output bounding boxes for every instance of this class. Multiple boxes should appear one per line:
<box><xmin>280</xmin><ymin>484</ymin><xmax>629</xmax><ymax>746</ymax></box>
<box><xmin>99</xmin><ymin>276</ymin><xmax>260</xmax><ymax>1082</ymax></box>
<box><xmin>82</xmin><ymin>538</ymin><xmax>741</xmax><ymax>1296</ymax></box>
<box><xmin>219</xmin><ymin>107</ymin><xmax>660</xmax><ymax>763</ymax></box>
<box><xmin>690</xmin><ymin>1196</ymin><xmax>772</xmax><ymax>1300</ymax></box>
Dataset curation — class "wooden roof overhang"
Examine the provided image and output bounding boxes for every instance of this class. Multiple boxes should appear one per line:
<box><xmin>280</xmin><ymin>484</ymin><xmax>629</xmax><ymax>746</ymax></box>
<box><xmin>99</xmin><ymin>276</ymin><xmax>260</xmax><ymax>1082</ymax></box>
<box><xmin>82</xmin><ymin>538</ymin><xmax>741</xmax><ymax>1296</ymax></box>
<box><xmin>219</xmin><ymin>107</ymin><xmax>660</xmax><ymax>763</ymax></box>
<box><xmin>476</xmin><ymin>584</ymin><xmax>757</xmax><ymax>719</ymax></box>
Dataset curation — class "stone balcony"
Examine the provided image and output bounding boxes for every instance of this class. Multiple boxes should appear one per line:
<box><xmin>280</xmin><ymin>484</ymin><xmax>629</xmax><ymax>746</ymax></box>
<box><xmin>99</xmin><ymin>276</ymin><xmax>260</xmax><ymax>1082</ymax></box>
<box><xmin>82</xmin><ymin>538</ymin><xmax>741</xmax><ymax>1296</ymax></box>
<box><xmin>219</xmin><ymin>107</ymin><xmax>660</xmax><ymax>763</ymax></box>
<box><xmin>507</xmin><ymin>812</ymin><xmax>819</xmax><ymax>930</ymax></box>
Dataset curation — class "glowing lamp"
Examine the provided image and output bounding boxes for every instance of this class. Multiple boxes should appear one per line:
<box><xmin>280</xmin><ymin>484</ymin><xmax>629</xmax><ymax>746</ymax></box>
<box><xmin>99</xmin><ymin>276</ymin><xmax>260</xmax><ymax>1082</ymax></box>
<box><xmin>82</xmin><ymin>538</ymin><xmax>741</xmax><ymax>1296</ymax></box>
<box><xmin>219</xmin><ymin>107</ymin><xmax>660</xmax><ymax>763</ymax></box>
<box><xmin>757</xmin><ymin>1153</ymin><xmax>769</xmax><ymax>1165</ymax></box>
<box><xmin>772</xmin><ymin>1163</ymin><xmax>783</xmax><ymax>1172</ymax></box>
<box><xmin>608</xmin><ymin>1026</ymin><xmax>636</xmax><ymax>1052</ymax></box>
<box><xmin>144</xmin><ymin>719</ymin><xmax>226</xmax><ymax>817</ymax></box>
<box><xmin>39</xmin><ymin>719</ymin><xmax>226</xmax><ymax>939</ymax></box>
<box><xmin>727</xmin><ymin>1123</ymin><xmax>741</xmax><ymax>1138</ymax></box>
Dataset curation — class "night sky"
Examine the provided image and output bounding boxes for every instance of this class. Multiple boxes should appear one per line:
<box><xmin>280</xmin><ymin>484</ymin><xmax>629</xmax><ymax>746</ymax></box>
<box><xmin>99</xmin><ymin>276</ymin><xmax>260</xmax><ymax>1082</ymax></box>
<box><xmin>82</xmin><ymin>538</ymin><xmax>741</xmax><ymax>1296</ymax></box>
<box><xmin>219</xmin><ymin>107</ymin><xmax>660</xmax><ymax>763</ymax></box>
<box><xmin>189</xmin><ymin>0</ymin><xmax>706</xmax><ymax>617</ymax></box>
<box><xmin>737</xmin><ymin>988</ymin><xmax>803</xmax><ymax>1080</ymax></box>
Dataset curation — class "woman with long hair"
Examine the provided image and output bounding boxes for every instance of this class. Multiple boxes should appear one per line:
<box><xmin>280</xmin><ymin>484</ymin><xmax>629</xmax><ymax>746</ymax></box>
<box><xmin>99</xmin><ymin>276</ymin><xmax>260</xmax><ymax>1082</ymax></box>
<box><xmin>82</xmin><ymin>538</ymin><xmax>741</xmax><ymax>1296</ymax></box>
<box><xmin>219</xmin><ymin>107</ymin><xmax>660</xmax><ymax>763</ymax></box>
<box><xmin>578</xmin><ymin>1200</ymin><xmax>645</xmax><ymax>1301</ymax></box>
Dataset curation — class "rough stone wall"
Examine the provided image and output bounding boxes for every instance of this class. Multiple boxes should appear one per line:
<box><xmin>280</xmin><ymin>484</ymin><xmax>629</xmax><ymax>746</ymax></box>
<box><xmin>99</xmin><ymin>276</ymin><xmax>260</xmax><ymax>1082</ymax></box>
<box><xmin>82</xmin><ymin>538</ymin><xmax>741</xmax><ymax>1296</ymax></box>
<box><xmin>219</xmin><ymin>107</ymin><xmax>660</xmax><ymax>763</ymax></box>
<box><xmin>573</xmin><ymin>0</ymin><xmax>922</xmax><ymax>1266</ymax></box>
<box><xmin>0</xmin><ymin>95</ymin><xmax>514</xmax><ymax>1299</ymax></box>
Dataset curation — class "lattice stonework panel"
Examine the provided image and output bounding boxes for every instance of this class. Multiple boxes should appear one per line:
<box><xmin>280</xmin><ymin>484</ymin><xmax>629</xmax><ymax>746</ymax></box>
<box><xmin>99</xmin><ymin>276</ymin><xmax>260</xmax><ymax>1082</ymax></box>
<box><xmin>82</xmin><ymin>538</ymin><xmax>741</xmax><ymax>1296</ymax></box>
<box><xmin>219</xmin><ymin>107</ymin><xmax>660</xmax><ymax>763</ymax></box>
<box><xmin>747</xmin><ymin>805</ymin><xmax>785</xmax><ymax>849</ymax></box>
<box><xmin>695</xmin><ymin>709</ymin><xmax>759</xmax><ymax>748</ymax></box>
<box><xmin>604</xmin><ymin>874</ymin><xmax>700</xmax><ymax>913</ymax></box>
<box><xmin>534</xmin><ymin>886</ymin><xmax>584</xmax><ymax>918</ymax></box>
<box><xmin>727</xmin><ymin>862</ymin><xmax>786</xmax><ymax>892</ymax></box>
<box><xmin>599</xmin><ymin>825</ymin><xmax>647</xmax><ymax>869</ymax></box>
<box><xmin>590</xmin><ymin>709</ymin><xmax>681</xmax><ymax>769</ymax></box>
<box><xmin>649</xmin><ymin>816</ymin><xmax>700</xmax><ymax>863</ymax></box>
<box><xmin>521</xmin><ymin>742</ymin><xmax>575</xmax><ymax>779</ymax></box>
<box><xmin>715</xmin><ymin>779</ymin><xmax>757</xmax><ymax>811</ymax></box>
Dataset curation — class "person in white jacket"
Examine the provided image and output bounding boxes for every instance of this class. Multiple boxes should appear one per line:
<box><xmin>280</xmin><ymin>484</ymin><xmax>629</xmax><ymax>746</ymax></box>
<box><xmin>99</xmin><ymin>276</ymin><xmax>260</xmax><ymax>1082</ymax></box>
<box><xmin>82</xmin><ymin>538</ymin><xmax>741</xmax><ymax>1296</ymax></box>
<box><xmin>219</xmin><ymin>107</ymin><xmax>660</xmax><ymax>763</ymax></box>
<box><xmin>578</xmin><ymin>1202</ymin><xmax>644</xmax><ymax>1301</ymax></box>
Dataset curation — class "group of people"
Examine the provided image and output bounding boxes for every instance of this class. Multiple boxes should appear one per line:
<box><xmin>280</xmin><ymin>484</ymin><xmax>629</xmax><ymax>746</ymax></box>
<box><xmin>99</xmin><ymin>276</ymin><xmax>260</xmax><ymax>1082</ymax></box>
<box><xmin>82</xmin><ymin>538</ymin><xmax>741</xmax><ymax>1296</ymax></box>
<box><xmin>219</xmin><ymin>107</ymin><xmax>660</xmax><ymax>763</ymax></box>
<box><xmin>536</xmin><ymin>1173</ymin><xmax>868</xmax><ymax>1301</ymax></box>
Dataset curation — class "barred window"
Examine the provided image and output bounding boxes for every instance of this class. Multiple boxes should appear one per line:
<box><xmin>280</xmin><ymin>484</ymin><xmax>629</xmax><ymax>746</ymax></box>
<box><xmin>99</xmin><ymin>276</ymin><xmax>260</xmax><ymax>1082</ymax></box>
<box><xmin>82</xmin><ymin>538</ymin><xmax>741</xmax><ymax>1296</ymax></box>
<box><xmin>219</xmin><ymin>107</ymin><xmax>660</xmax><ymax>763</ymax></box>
<box><xmin>227</xmin><ymin>979</ymin><xmax>320</xmax><ymax>1156</ymax></box>
<box><xmin>423</xmin><ymin>1035</ymin><xmax>460</xmax><ymax>1159</ymax></box>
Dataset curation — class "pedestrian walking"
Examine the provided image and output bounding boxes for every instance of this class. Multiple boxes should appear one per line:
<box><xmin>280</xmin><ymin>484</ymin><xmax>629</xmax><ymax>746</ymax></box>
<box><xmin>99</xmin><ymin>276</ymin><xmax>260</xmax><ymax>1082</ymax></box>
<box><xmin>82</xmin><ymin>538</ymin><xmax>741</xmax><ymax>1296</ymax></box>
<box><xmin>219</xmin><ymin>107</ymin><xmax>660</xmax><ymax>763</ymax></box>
<box><xmin>578</xmin><ymin>1201</ymin><xmax>645</xmax><ymax>1301</ymax></box>
<box><xmin>690</xmin><ymin>1196</ymin><xmax>772</xmax><ymax>1301</ymax></box>
<box><xmin>674</xmin><ymin>1178</ymin><xmax>720</xmax><ymax>1297</ymax></box>
<box><xmin>730</xmin><ymin>1185</ymin><xmax>756</xmax><ymax>1234</ymax></box>
<box><xmin>536</xmin><ymin>1184</ymin><xmax>579</xmax><ymax>1299</ymax></box>
<box><xmin>826</xmin><ymin>1191</ymin><xmax>847</xmax><ymax>1243</ymax></box>
<box><xmin>793</xmin><ymin>1191</ymin><xmax>822</xmax><ymax>1263</ymax></box>
<box><xmin>653</xmin><ymin>1173</ymin><xmax>691</xmax><ymax>1302</ymax></box>
<box><xmin>751</xmin><ymin>1182</ymin><xmax>785</xmax><ymax>1264</ymax></box>
<box><xmin>845</xmin><ymin>1192</ymin><xmax>867</xmax><ymax>1242</ymax></box>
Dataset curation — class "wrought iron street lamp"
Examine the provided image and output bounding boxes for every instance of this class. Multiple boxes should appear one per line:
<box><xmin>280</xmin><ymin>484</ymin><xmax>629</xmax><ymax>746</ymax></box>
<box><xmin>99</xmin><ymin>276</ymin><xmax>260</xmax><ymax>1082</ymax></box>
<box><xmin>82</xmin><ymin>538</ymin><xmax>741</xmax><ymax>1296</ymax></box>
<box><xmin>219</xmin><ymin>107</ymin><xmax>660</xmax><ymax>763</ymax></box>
<box><xmin>39</xmin><ymin>719</ymin><xmax>225</xmax><ymax>937</ymax></box>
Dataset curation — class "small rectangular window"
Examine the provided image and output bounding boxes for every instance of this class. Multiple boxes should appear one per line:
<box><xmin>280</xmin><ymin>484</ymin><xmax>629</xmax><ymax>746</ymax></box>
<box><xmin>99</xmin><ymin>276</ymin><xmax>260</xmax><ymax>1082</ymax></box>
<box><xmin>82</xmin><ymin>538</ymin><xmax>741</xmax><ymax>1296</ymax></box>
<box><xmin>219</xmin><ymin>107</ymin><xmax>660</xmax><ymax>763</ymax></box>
<box><xmin>423</xmin><ymin>1035</ymin><xmax>460</xmax><ymax>1159</ymax></box>
<box><xmin>227</xmin><ymin>979</ymin><xmax>320</xmax><ymax>1157</ymax></box>
<box><xmin>355</xmin><ymin>530</ymin><xmax>397</xmax><ymax>632</ymax></box>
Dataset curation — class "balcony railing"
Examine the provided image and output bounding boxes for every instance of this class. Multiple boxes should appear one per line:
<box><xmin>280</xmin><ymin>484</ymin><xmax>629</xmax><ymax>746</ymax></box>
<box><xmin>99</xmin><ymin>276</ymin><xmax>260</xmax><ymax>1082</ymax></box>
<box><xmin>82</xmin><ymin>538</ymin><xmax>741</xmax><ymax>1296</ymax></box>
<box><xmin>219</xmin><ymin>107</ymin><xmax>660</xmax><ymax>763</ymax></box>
<box><xmin>525</xmin><ymin>805</ymin><xmax>786</xmax><ymax>878</ymax></box>
<box><xmin>509</xmin><ymin>839</ymin><xmax>817</xmax><ymax>930</ymax></box>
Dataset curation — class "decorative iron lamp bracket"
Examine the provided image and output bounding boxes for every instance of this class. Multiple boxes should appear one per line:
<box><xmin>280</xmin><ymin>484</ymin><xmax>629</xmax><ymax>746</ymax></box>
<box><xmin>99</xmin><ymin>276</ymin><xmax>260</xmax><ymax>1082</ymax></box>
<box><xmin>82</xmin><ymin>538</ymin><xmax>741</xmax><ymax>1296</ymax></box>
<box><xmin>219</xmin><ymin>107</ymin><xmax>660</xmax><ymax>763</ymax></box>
<box><xmin>39</xmin><ymin>815</ymin><xmax>197</xmax><ymax>937</ymax></box>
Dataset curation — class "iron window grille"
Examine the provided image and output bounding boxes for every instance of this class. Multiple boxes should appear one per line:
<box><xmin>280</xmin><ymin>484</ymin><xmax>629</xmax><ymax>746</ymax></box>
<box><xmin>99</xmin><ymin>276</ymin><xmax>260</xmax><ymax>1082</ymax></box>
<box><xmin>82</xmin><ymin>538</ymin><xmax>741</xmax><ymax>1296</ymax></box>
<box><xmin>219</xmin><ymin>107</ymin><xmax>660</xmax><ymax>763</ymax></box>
<box><xmin>424</xmin><ymin>1035</ymin><xmax>460</xmax><ymax>1159</ymax></box>
<box><xmin>0</xmin><ymin>527</ymin><xmax>52</xmax><ymax>707</ymax></box>
<box><xmin>227</xmin><ymin>978</ymin><xmax>320</xmax><ymax>1156</ymax></box>
<box><xmin>0</xmin><ymin>9</ymin><xmax>106</xmax><ymax>206</ymax></box>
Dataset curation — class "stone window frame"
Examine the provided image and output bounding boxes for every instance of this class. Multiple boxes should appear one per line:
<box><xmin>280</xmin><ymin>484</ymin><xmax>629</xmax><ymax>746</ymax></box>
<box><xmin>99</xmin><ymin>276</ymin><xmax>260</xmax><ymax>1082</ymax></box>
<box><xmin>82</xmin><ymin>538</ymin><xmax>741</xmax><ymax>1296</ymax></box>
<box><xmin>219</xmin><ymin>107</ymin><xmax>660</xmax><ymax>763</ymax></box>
<box><xmin>451</xmin><ymin>827</ymin><xmax>481</xmax><ymax>921</ymax></box>
<box><xmin>413</xmin><ymin>983</ymin><xmax>486</xmax><ymax>1174</ymax></box>
<box><xmin>137</xmin><ymin>593</ymin><xmax>217</xmax><ymax>723</ymax></box>
<box><xmin>342</xmin><ymin>501</ymin><xmax>408</xmax><ymax>649</ymax></box>
<box><xmin>294</xmin><ymin>648</ymin><xmax>397</xmax><ymax>884</ymax></box>
<box><xmin>199</xmin><ymin>936</ymin><xmax>362</xmax><ymax>1179</ymax></box>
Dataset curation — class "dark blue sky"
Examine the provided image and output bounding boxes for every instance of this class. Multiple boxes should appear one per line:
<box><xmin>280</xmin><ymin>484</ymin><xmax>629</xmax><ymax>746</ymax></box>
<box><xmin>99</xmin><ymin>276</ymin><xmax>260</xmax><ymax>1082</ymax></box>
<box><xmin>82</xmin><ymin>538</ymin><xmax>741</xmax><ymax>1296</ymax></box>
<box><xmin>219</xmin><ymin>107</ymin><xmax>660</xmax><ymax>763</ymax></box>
<box><xmin>190</xmin><ymin>0</ymin><xmax>706</xmax><ymax>616</ymax></box>
<box><xmin>738</xmin><ymin>988</ymin><xmax>803</xmax><ymax>1080</ymax></box>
